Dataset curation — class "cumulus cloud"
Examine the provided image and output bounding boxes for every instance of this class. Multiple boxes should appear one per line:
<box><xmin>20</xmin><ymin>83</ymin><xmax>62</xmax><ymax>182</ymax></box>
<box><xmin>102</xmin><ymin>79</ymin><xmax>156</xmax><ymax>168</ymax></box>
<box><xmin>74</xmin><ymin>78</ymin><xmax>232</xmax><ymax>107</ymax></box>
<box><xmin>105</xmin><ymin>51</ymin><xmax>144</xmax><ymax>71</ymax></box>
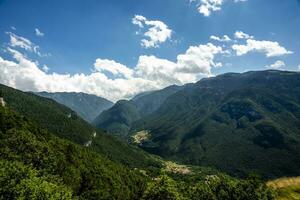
<box><xmin>234</xmin><ymin>31</ymin><xmax>253</xmax><ymax>39</ymax></box>
<box><xmin>132</xmin><ymin>15</ymin><xmax>172</xmax><ymax>48</ymax></box>
<box><xmin>194</xmin><ymin>0</ymin><xmax>247</xmax><ymax>16</ymax></box>
<box><xmin>35</xmin><ymin>28</ymin><xmax>44</xmax><ymax>37</ymax></box>
<box><xmin>265</xmin><ymin>60</ymin><xmax>285</xmax><ymax>69</ymax></box>
<box><xmin>210</xmin><ymin>35</ymin><xmax>231</xmax><ymax>42</ymax></box>
<box><xmin>94</xmin><ymin>58</ymin><xmax>133</xmax><ymax>79</ymax></box>
<box><xmin>0</xmin><ymin>43</ymin><xmax>224</xmax><ymax>101</ymax></box>
<box><xmin>198</xmin><ymin>0</ymin><xmax>224</xmax><ymax>17</ymax></box>
<box><xmin>232</xmin><ymin>39</ymin><xmax>293</xmax><ymax>57</ymax></box>
<box><xmin>176</xmin><ymin>43</ymin><xmax>224</xmax><ymax>75</ymax></box>
<box><xmin>2</xmin><ymin>29</ymin><xmax>292</xmax><ymax>102</ymax></box>
<box><xmin>135</xmin><ymin>44</ymin><xmax>224</xmax><ymax>85</ymax></box>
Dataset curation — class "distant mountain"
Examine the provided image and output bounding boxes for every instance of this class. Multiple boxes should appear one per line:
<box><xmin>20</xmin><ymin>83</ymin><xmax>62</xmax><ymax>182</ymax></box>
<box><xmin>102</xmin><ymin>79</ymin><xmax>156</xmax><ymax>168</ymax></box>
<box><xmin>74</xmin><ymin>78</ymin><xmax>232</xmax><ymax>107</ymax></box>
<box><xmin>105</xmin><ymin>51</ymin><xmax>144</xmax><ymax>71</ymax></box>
<box><xmin>93</xmin><ymin>85</ymin><xmax>183</xmax><ymax>136</ymax></box>
<box><xmin>36</xmin><ymin>92</ymin><xmax>113</xmax><ymax>122</ymax></box>
<box><xmin>130</xmin><ymin>70</ymin><xmax>300</xmax><ymax>178</ymax></box>
<box><xmin>0</xmin><ymin>84</ymin><xmax>160</xmax><ymax>169</ymax></box>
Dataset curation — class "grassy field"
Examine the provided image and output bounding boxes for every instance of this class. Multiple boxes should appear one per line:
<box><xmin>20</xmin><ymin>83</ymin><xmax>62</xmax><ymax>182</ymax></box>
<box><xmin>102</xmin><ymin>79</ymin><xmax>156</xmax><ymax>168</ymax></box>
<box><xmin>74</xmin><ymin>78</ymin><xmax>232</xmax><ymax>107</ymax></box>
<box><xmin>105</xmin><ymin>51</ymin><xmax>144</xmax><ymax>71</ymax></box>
<box><xmin>267</xmin><ymin>177</ymin><xmax>300</xmax><ymax>200</ymax></box>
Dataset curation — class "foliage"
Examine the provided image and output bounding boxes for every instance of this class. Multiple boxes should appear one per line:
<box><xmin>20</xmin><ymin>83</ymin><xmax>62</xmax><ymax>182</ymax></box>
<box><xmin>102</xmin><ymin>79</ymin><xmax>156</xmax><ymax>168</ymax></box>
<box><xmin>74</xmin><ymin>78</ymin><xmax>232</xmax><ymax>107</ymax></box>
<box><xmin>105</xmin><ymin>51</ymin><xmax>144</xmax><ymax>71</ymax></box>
<box><xmin>0</xmin><ymin>106</ymin><xmax>147</xmax><ymax>199</ymax></box>
<box><xmin>142</xmin><ymin>175</ymin><xmax>183</xmax><ymax>200</ymax></box>
<box><xmin>0</xmin><ymin>84</ymin><xmax>161</xmax><ymax>169</ymax></box>
<box><xmin>142</xmin><ymin>174</ymin><xmax>276</xmax><ymax>200</ymax></box>
<box><xmin>0</xmin><ymin>160</ymin><xmax>72</xmax><ymax>200</ymax></box>
<box><xmin>93</xmin><ymin>85</ymin><xmax>182</xmax><ymax>136</ymax></box>
<box><xmin>129</xmin><ymin>70</ymin><xmax>300</xmax><ymax>178</ymax></box>
<box><xmin>0</xmin><ymin>96</ymin><xmax>276</xmax><ymax>199</ymax></box>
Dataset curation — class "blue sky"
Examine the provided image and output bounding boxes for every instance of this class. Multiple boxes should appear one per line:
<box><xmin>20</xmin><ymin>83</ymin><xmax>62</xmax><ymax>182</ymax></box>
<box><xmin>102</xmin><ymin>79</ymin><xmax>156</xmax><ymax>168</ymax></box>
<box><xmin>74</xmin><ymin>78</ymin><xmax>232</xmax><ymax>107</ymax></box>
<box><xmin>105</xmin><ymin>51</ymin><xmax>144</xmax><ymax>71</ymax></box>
<box><xmin>0</xmin><ymin>0</ymin><xmax>300</xmax><ymax>101</ymax></box>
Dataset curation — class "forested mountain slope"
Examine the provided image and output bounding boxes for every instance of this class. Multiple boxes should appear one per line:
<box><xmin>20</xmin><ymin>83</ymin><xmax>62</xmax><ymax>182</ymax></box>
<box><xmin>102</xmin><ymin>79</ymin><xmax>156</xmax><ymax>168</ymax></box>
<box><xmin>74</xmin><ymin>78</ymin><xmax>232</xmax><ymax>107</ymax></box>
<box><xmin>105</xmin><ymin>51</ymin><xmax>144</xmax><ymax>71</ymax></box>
<box><xmin>93</xmin><ymin>85</ymin><xmax>183</xmax><ymax>136</ymax></box>
<box><xmin>0</xmin><ymin>106</ymin><xmax>146</xmax><ymax>199</ymax></box>
<box><xmin>0</xmin><ymin>84</ymin><xmax>160</xmax><ymax>169</ymax></box>
<box><xmin>0</xmin><ymin>106</ymin><xmax>275</xmax><ymax>199</ymax></box>
<box><xmin>130</xmin><ymin>70</ymin><xmax>300</xmax><ymax>178</ymax></box>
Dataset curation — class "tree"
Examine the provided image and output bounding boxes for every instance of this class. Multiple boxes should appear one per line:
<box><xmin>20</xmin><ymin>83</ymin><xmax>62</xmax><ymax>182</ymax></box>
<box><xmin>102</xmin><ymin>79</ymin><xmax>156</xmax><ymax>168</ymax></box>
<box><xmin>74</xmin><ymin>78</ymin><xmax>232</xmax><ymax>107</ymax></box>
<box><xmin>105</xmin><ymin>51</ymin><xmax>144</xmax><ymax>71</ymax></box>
<box><xmin>142</xmin><ymin>175</ymin><xmax>183</xmax><ymax>200</ymax></box>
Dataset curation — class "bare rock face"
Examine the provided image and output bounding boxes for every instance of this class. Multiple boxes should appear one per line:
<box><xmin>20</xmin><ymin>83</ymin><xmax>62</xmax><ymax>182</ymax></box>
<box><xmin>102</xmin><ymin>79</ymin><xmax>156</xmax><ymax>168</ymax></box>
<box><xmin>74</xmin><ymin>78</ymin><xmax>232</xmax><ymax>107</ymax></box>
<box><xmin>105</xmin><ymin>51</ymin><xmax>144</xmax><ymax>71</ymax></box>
<box><xmin>0</xmin><ymin>97</ymin><xmax>5</xmax><ymax>107</ymax></box>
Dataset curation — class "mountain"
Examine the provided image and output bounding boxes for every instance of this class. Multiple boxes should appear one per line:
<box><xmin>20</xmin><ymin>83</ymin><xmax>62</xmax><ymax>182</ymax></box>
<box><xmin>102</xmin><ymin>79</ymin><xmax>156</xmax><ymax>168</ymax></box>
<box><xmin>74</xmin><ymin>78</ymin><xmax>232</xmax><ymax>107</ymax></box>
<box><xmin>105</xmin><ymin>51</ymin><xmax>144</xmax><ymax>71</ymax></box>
<box><xmin>0</xmin><ymin>105</ymin><xmax>146</xmax><ymax>199</ymax></box>
<box><xmin>93</xmin><ymin>85</ymin><xmax>183</xmax><ymax>136</ymax></box>
<box><xmin>130</xmin><ymin>70</ymin><xmax>300</xmax><ymax>178</ymax></box>
<box><xmin>0</xmin><ymin>106</ymin><xmax>275</xmax><ymax>199</ymax></box>
<box><xmin>36</xmin><ymin>92</ymin><xmax>113</xmax><ymax>122</ymax></box>
<box><xmin>0</xmin><ymin>84</ymin><xmax>160</xmax><ymax>169</ymax></box>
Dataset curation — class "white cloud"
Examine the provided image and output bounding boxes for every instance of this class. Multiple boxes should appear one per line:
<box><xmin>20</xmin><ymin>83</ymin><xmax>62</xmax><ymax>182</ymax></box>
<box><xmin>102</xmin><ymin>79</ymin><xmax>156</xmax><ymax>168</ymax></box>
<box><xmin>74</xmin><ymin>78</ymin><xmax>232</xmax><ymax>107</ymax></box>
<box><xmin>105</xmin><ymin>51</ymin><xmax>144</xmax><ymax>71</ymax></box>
<box><xmin>6</xmin><ymin>32</ymin><xmax>49</xmax><ymax>57</ymax></box>
<box><xmin>232</xmin><ymin>39</ymin><xmax>293</xmax><ymax>57</ymax></box>
<box><xmin>234</xmin><ymin>31</ymin><xmax>253</xmax><ymax>39</ymax></box>
<box><xmin>94</xmin><ymin>58</ymin><xmax>133</xmax><ymax>79</ymax></box>
<box><xmin>0</xmin><ymin>43</ymin><xmax>224</xmax><ymax>102</ymax></box>
<box><xmin>176</xmin><ymin>43</ymin><xmax>224</xmax><ymax>75</ymax></box>
<box><xmin>198</xmin><ymin>0</ymin><xmax>224</xmax><ymax>17</ymax></box>
<box><xmin>194</xmin><ymin>0</ymin><xmax>247</xmax><ymax>16</ymax></box>
<box><xmin>210</xmin><ymin>35</ymin><xmax>231</xmax><ymax>42</ymax></box>
<box><xmin>132</xmin><ymin>15</ymin><xmax>172</xmax><ymax>48</ymax></box>
<box><xmin>42</xmin><ymin>64</ymin><xmax>49</xmax><ymax>72</ymax></box>
<box><xmin>7</xmin><ymin>32</ymin><xmax>33</xmax><ymax>52</ymax></box>
<box><xmin>35</xmin><ymin>28</ymin><xmax>44</xmax><ymax>37</ymax></box>
<box><xmin>10</xmin><ymin>26</ymin><xmax>16</xmax><ymax>30</ymax></box>
<box><xmin>297</xmin><ymin>65</ymin><xmax>300</xmax><ymax>71</ymax></box>
<box><xmin>132</xmin><ymin>15</ymin><xmax>146</xmax><ymax>28</ymax></box>
<box><xmin>4</xmin><ymin>30</ymin><xmax>292</xmax><ymax>102</ymax></box>
<box><xmin>265</xmin><ymin>60</ymin><xmax>285</xmax><ymax>69</ymax></box>
<box><xmin>135</xmin><ymin>55</ymin><xmax>182</xmax><ymax>85</ymax></box>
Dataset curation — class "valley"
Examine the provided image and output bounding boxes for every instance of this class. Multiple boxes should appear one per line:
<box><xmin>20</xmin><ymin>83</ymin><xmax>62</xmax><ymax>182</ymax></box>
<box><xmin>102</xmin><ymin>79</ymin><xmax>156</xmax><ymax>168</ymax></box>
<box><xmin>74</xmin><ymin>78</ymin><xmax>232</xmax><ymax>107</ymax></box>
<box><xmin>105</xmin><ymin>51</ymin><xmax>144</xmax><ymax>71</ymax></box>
<box><xmin>0</xmin><ymin>70</ymin><xmax>299</xmax><ymax>199</ymax></box>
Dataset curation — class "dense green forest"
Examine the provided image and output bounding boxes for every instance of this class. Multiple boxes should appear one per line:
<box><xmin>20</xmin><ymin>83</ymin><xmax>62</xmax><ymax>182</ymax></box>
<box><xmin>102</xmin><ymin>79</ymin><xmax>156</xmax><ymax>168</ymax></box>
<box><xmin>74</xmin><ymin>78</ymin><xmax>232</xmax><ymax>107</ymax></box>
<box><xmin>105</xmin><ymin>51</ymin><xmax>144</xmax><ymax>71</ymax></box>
<box><xmin>93</xmin><ymin>85</ymin><xmax>182</xmax><ymax>136</ymax></box>
<box><xmin>96</xmin><ymin>70</ymin><xmax>300</xmax><ymax>179</ymax></box>
<box><xmin>0</xmin><ymin>106</ymin><xmax>275</xmax><ymax>199</ymax></box>
<box><xmin>0</xmin><ymin>85</ymin><xmax>276</xmax><ymax>199</ymax></box>
<box><xmin>0</xmin><ymin>84</ymin><xmax>160</xmax><ymax>169</ymax></box>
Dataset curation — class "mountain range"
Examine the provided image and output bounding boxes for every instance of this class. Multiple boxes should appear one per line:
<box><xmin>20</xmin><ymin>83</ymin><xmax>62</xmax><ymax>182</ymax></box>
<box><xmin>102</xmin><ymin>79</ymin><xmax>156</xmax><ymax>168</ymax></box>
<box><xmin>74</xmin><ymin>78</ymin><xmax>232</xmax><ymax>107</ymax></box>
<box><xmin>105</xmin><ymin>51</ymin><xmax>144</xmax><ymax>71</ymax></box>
<box><xmin>94</xmin><ymin>70</ymin><xmax>300</xmax><ymax>178</ymax></box>
<box><xmin>93</xmin><ymin>85</ymin><xmax>183</xmax><ymax>136</ymax></box>
<box><xmin>0</xmin><ymin>79</ymin><xmax>276</xmax><ymax>199</ymax></box>
<box><xmin>0</xmin><ymin>84</ymin><xmax>160</xmax><ymax>169</ymax></box>
<box><xmin>1</xmin><ymin>70</ymin><xmax>299</xmax><ymax>199</ymax></box>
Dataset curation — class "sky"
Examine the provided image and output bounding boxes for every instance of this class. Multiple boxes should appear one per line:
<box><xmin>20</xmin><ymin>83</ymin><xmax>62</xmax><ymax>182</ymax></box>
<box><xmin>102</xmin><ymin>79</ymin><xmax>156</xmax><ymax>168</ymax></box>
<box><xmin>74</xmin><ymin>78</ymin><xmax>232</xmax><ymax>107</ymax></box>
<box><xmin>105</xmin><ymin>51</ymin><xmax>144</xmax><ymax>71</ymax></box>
<box><xmin>0</xmin><ymin>0</ymin><xmax>300</xmax><ymax>102</ymax></box>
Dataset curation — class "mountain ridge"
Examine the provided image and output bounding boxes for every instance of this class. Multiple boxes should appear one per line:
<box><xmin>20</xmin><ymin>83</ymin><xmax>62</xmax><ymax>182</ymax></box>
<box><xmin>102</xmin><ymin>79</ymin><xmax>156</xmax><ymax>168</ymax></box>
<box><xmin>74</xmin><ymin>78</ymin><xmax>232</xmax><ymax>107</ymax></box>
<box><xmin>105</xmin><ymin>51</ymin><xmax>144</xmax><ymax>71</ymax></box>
<box><xmin>36</xmin><ymin>91</ymin><xmax>113</xmax><ymax>122</ymax></box>
<box><xmin>93</xmin><ymin>84</ymin><xmax>183</xmax><ymax>136</ymax></box>
<box><xmin>130</xmin><ymin>70</ymin><xmax>300</xmax><ymax>178</ymax></box>
<box><xmin>0</xmin><ymin>84</ymin><xmax>161</xmax><ymax>169</ymax></box>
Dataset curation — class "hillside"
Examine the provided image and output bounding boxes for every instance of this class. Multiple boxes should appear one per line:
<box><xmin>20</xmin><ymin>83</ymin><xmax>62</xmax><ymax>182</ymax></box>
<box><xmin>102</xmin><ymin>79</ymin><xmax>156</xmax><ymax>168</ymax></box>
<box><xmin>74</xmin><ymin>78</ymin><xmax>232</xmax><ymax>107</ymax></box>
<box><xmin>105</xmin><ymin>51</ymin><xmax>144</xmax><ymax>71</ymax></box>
<box><xmin>36</xmin><ymin>92</ymin><xmax>113</xmax><ymax>122</ymax></box>
<box><xmin>128</xmin><ymin>70</ymin><xmax>300</xmax><ymax>178</ymax></box>
<box><xmin>0</xmin><ymin>84</ymin><xmax>160</xmax><ymax>169</ymax></box>
<box><xmin>267</xmin><ymin>177</ymin><xmax>300</xmax><ymax>200</ymax></box>
<box><xmin>0</xmin><ymin>89</ymin><xmax>276</xmax><ymax>200</ymax></box>
<box><xmin>93</xmin><ymin>85</ymin><xmax>182</xmax><ymax>136</ymax></box>
<box><xmin>0</xmin><ymin>106</ymin><xmax>146</xmax><ymax>199</ymax></box>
